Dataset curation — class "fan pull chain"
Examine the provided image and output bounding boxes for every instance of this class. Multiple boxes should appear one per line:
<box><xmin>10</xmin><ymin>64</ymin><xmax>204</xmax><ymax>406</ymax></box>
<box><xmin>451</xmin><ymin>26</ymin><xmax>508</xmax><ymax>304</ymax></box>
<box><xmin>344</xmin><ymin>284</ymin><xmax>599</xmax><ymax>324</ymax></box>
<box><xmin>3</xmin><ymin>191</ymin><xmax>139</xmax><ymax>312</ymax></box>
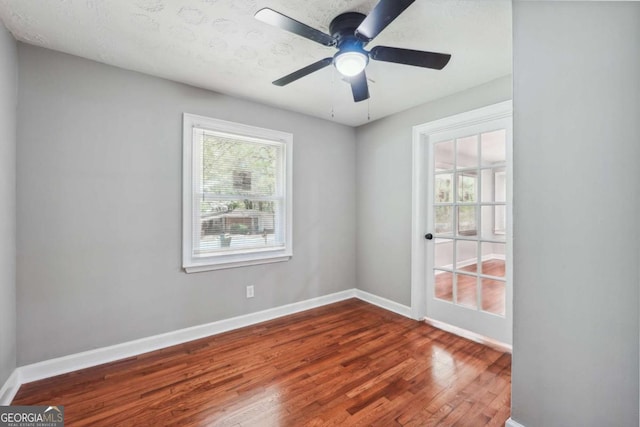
<box><xmin>367</xmin><ymin>98</ymin><xmax>371</xmax><ymax>121</ymax></box>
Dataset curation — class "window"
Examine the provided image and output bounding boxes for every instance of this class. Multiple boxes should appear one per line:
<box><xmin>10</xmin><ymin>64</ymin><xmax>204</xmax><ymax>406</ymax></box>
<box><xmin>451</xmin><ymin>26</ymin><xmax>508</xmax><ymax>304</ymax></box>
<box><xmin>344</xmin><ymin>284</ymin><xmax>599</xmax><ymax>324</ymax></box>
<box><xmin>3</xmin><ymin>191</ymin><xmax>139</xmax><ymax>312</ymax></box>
<box><xmin>182</xmin><ymin>114</ymin><xmax>292</xmax><ymax>272</ymax></box>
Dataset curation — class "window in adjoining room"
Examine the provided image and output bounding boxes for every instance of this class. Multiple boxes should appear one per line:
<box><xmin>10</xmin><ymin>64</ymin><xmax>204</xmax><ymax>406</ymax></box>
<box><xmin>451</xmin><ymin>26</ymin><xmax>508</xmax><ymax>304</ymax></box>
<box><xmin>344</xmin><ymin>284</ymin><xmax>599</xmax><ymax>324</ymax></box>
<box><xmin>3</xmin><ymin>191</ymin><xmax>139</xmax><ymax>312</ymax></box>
<box><xmin>182</xmin><ymin>114</ymin><xmax>292</xmax><ymax>272</ymax></box>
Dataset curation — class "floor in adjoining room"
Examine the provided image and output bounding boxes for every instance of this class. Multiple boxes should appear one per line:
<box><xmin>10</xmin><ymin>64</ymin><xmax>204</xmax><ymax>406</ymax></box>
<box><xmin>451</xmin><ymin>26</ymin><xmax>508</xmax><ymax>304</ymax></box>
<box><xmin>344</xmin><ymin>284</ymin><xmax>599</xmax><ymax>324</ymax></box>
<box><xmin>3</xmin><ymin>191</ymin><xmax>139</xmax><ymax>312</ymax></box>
<box><xmin>13</xmin><ymin>299</ymin><xmax>511</xmax><ymax>426</ymax></box>
<box><xmin>436</xmin><ymin>259</ymin><xmax>507</xmax><ymax>316</ymax></box>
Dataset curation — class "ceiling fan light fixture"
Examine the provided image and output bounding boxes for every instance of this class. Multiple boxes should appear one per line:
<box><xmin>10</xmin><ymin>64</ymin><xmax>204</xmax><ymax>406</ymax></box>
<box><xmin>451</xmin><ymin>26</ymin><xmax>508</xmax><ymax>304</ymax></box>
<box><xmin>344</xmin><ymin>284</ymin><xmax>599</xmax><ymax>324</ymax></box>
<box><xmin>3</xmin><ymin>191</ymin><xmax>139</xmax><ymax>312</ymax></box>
<box><xmin>334</xmin><ymin>50</ymin><xmax>368</xmax><ymax>77</ymax></box>
<box><xmin>256</xmin><ymin>1</ymin><xmax>451</xmax><ymax>103</ymax></box>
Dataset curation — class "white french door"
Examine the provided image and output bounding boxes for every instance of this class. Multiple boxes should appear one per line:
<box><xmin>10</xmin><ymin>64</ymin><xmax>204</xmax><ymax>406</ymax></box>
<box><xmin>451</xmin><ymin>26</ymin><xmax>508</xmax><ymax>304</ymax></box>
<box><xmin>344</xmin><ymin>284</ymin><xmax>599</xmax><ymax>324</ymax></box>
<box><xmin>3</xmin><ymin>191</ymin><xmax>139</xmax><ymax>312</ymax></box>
<box><xmin>412</xmin><ymin>102</ymin><xmax>512</xmax><ymax>346</ymax></box>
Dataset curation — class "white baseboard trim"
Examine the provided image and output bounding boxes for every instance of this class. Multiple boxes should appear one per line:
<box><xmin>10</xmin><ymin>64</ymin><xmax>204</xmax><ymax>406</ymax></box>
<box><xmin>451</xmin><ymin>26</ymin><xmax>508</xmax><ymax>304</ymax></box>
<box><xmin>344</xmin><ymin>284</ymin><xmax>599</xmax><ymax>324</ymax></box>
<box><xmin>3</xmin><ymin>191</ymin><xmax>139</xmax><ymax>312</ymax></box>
<box><xmin>0</xmin><ymin>370</ymin><xmax>20</xmax><ymax>405</ymax></box>
<box><xmin>3</xmin><ymin>288</ymin><xmax>416</xmax><ymax>400</ymax></box>
<box><xmin>354</xmin><ymin>289</ymin><xmax>413</xmax><ymax>318</ymax></box>
<box><xmin>423</xmin><ymin>316</ymin><xmax>512</xmax><ymax>354</ymax></box>
<box><xmin>506</xmin><ymin>418</ymin><xmax>526</xmax><ymax>427</ymax></box>
<box><xmin>19</xmin><ymin>289</ymin><xmax>357</xmax><ymax>385</ymax></box>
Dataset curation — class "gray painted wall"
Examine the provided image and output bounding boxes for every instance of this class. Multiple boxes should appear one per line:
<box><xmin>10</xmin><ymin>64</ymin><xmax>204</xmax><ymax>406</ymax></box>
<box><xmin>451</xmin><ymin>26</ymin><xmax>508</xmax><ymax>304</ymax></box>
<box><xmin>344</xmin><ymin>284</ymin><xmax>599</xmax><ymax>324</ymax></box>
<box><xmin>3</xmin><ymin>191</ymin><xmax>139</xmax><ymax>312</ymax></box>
<box><xmin>355</xmin><ymin>76</ymin><xmax>512</xmax><ymax>306</ymax></box>
<box><xmin>512</xmin><ymin>2</ymin><xmax>640</xmax><ymax>426</ymax></box>
<box><xmin>0</xmin><ymin>22</ymin><xmax>17</xmax><ymax>387</ymax></box>
<box><xmin>16</xmin><ymin>44</ymin><xmax>356</xmax><ymax>365</ymax></box>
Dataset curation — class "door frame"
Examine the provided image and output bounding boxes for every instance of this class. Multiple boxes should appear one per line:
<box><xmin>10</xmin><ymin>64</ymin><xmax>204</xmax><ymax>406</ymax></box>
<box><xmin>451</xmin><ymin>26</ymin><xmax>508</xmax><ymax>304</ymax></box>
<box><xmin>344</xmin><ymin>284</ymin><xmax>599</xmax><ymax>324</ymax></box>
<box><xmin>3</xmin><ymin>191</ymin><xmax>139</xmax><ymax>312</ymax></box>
<box><xmin>411</xmin><ymin>100</ymin><xmax>513</xmax><ymax>324</ymax></box>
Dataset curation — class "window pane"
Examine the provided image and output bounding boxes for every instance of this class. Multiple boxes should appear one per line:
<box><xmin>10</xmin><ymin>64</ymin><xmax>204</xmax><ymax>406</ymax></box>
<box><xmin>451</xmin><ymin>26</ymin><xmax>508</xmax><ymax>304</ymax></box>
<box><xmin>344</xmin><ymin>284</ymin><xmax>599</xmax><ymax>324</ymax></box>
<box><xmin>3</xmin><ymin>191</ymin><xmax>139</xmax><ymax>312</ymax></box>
<box><xmin>457</xmin><ymin>206</ymin><xmax>477</xmax><ymax>236</ymax></box>
<box><xmin>201</xmin><ymin>134</ymin><xmax>280</xmax><ymax>197</ymax></box>
<box><xmin>435</xmin><ymin>270</ymin><xmax>453</xmax><ymax>302</ymax></box>
<box><xmin>480</xmin><ymin>169</ymin><xmax>492</xmax><ymax>203</ymax></box>
<box><xmin>481</xmin><ymin>129</ymin><xmax>506</xmax><ymax>166</ymax></box>
<box><xmin>434</xmin><ymin>173</ymin><xmax>453</xmax><ymax>203</ymax></box>
<box><xmin>196</xmin><ymin>198</ymin><xmax>284</xmax><ymax>255</ymax></box>
<box><xmin>494</xmin><ymin>170</ymin><xmax>506</xmax><ymax>202</ymax></box>
<box><xmin>456</xmin><ymin>273</ymin><xmax>477</xmax><ymax>309</ymax></box>
<box><xmin>494</xmin><ymin>205</ymin><xmax>506</xmax><ymax>235</ymax></box>
<box><xmin>457</xmin><ymin>173</ymin><xmax>477</xmax><ymax>202</ymax></box>
<box><xmin>456</xmin><ymin>135</ymin><xmax>478</xmax><ymax>168</ymax></box>
<box><xmin>434</xmin><ymin>140</ymin><xmax>454</xmax><ymax>171</ymax></box>
<box><xmin>434</xmin><ymin>239</ymin><xmax>453</xmax><ymax>269</ymax></box>
<box><xmin>456</xmin><ymin>240</ymin><xmax>477</xmax><ymax>273</ymax></box>
<box><xmin>435</xmin><ymin>206</ymin><xmax>453</xmax><ymax>235</ymax></box>
<box><xmin>479</xmin><ymin>168</ymin><xmax>505</xmax><ymax>203</ymax></box>
<box><xmin>481</xmin><ymin>278</ymin><xmax>505</xmax><ymax>316</ymax></box>
<box><xmin>480</xmin><ymin>242</ymin><xmax>505</xmax><ymax>278</ymax></box>
<box><xmin>480</xmin><ymin>205</ymin><xmax>506</xmax><ymax>241</ymax></box>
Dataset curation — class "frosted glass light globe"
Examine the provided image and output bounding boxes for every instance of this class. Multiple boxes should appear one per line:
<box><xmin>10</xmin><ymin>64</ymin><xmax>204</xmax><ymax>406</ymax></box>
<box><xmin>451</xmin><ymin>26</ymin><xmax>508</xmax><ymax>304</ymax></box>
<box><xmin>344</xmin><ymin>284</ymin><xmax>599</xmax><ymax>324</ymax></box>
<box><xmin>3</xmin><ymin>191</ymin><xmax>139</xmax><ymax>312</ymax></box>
<box><xmin>334</xmin><ymin>51</ymin><xmax>368</xmax><ymax>77</ymax></box>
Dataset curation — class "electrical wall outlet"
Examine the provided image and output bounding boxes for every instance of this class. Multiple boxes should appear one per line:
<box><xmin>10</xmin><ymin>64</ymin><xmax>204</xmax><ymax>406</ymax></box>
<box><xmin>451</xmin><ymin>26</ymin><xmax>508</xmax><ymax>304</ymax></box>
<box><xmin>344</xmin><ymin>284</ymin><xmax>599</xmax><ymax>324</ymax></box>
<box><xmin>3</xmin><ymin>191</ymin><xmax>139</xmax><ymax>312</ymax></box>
<box><xmin>246</xmin><ymin>285</ymin><xmax>254</xmax><ymax>298</ymax></box>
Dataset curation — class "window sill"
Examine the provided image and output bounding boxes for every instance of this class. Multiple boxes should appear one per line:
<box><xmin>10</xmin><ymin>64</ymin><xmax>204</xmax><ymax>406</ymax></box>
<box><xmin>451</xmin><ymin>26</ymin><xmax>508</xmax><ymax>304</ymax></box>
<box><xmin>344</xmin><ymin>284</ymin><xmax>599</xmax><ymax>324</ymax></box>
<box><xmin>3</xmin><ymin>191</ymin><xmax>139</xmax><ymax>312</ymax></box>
<box><xmin>184</xmin><ymin>253</ymin><xmax>292</xmax><ymax>273</ymax></box>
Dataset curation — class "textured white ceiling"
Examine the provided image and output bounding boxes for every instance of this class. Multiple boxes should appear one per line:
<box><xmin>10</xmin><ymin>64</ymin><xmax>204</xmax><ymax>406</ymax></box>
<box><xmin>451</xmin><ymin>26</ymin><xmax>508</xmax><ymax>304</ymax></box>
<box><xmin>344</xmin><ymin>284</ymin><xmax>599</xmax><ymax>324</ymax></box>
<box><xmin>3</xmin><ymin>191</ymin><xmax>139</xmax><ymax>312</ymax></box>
<box><xmin>0</xmin><ymin>0</ymin><xmax>511</xmax><ymax>127</ymax></box>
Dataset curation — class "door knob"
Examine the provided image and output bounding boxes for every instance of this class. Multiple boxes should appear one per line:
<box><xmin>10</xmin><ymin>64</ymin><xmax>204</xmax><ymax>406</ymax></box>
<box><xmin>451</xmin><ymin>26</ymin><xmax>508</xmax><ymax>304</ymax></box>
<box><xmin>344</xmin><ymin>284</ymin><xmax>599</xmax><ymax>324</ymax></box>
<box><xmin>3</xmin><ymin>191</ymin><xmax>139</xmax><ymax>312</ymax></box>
<box><xmin>425</xmin><ymin>233</ymin><xmax>433</xmax><ymax>240</ymax></box>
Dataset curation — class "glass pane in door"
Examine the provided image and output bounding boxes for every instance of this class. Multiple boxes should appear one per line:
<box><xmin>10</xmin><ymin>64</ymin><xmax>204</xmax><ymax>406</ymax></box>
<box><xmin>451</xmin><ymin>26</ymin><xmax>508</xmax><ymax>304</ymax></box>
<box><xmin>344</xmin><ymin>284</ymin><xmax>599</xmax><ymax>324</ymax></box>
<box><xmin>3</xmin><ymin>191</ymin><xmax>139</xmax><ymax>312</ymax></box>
<box><xmin>480</xmin><ymin>206</ymin><xmax>506</xmax><ymax>241</ymax></box>
<box><xmin>435</xmin><ymin>173</ymin><xmax>453</xmax><ymax>203</ymax></box>
<box><xmin>480</xmin><ymin>242</ymin><xmax>505</xmax><ymax>278</ymax></box>
<box><xmin>456</xmin><ymin>273</ymin><xmax>477</xmax><ymax>309</ymax></box>
<box><xmin>434</xmin><ymin>131</ymin><xmax>500</xmax><ymax>311</ymax></box>
<box><xmin>481</xmin><ymin>129</ymin><xmax>506</xmax><ymax>166</ymax></box>
<box><xmin>457</xmin><ymin>173</ymin><xmax>477</xmax><ymax>202</ymax></box>
<box><xmin>494</xmin><ymin>170</ymin><xmax>506</xmax><ymax>202</ymax></box>
<box><xmin>435</xmin><ymin>206</ymin><xmax>453</xmax><ymax>235</ymax></box>
<box><xmin>435</xmin><ymin>271</ymin><xmax>454</xmax><ymax>303</ymax></box>
<box><xmin>434</xmin><ymin>239</ymin><xmax>453</xmax><ymax>269</ymax></box>
<box><xmin>434</xmin><ymin>140</ymin><xmax>454</xmax><ymax>171</ymax></box>
<box><xmin>481</xmin><ymin>278</ymin><xmax>505</xmax><ymax>315</ymax></box>
<box><xmin>456</xmin><ymin>240</ymin><xmax>477</xmax><ymax>273</ymax></box>
<box><xmin>456</xmin><ymin>135</ymin><xmax>478</xmax><ymax>168</ymax></box>
<box><xmin>457</xmin><ymin>206</ymin><xmax>477</xmax><ymax>236</ymax></box>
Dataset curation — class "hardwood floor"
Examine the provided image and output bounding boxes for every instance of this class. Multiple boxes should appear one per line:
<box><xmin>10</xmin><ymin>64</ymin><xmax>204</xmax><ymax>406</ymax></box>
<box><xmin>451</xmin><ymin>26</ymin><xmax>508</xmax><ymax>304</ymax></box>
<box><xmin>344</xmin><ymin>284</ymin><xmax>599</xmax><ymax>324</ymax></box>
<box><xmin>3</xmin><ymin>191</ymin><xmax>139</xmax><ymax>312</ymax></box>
<box><xmin>435</xmin><ymin>259</ymin><xmax>506</xmax><ymax>315</ymax></box>
<box><xmin>13</xmin><ymin>299</ymin><xmax>511</xmax><ymax>426</ymax></box>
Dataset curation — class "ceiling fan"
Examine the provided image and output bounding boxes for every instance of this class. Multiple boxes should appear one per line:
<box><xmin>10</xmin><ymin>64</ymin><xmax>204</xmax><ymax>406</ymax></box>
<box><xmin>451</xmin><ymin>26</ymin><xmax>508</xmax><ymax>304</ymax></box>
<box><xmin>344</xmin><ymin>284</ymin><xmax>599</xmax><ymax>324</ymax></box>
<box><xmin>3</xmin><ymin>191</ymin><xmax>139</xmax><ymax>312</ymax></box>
<box><xmin>254</xmin><ymin>0</ymin><xmax>452</xmax><ymax>103</ymax></box>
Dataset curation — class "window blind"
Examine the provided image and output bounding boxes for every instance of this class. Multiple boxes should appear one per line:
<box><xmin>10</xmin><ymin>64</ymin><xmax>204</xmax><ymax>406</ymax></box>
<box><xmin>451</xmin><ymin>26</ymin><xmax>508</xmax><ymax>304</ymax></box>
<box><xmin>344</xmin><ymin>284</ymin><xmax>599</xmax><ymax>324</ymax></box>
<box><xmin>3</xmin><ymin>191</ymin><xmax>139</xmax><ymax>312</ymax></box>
<box><xmin>192</xmin><ymin>127</ymin><xmax>286</xmax><ymax>257</ymax></box>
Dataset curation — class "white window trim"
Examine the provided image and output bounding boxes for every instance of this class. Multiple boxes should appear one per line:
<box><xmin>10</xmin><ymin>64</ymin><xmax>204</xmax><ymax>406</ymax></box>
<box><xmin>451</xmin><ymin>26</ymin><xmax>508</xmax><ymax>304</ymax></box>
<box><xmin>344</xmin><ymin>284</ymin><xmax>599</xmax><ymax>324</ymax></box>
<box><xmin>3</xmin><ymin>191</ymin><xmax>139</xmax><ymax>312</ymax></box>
<box><xmin>182</xmin><ymin>113</ymin><xmax>293</xmax><ymax>273</ymax></box>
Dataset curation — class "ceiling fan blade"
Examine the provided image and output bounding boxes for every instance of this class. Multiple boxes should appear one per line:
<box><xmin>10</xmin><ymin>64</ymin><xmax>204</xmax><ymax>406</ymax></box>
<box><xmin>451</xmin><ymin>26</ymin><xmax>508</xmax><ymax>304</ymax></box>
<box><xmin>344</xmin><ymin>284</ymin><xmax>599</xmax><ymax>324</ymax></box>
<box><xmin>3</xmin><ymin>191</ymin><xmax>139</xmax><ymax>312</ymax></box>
<box><xmin>273</xmin><ymin>58</ymin><xmax>333</xmax><ymax>86</ymax></box>
<box><xmin>355</xmin><ymin>0</ymin><xmax>415</xmax><ymax>42</ymax></box>
<box><xmin>369</xmin><ymin>46</ymin><xmax>451</xmax><ymax>70</ymax></box>
<box><xmin>255</xmin><ymin>8</ymin><xmax>335</xmax><ymax>47</ymax></box>
<box><xmin>348</xmin><ymin>71</ymin><xmax>370</xmax><ymax>102</ymax></box>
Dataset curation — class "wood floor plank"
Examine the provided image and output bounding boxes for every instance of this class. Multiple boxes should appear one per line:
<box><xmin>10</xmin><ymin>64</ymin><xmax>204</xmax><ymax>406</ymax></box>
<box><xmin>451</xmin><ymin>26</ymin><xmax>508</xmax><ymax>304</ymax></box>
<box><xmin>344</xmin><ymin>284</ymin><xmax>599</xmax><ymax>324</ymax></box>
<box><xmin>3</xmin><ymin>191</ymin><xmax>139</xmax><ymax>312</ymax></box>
<box><xmin>12</xmin><ymin>299</ymin><xmax>511</xmax><ymax>426</ymax></box>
